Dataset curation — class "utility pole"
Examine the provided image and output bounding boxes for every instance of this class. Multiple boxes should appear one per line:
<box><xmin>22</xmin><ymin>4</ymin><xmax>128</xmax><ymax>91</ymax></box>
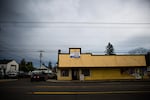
<box><xmin>38</xmin><ymin>50</ymin><xmax>44</xmax><ymax>68</ymax></box>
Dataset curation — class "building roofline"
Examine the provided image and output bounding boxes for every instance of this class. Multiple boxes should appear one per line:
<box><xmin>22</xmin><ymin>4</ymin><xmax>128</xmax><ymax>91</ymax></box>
<box><xmin>59</xmin><ymin>53</ymin><xmax>145</xmax><ymax>56</ymax></box>
<box><xmin>0</xmin><ymin>59</ymin><xmax>14</xmax><ymax>64</ymax></box>
<box><xmin>58</xmin><ymin>48</ymin><xmax>146</xmax><ymax>56</ymax></box>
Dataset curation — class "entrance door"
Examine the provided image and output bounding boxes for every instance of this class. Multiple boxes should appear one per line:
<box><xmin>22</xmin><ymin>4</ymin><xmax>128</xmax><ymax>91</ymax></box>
<box><xmin>72</xmin><ymin>69</ymin><xmax>79</xmax><ymax>80</ymax></box>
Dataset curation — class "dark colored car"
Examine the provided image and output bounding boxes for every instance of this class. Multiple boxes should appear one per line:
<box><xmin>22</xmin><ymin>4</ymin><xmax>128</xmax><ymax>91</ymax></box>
<box><xmin>31</xmin><ymin>72</ymin><xmax>48</xmax><ymax>82</ymax></box>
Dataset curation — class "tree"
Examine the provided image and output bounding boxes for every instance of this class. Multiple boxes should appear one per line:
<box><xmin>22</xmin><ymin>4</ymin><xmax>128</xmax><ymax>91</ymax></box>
<box><xmin>52</xmin><ymin>63</ymin><xmax>58</xmax><ymax>73</ymax></box>
<box><xmin>19</xmin><ymin>59</ymin><xmax>35</xmax><ymax>72</ymax></box>
<box><xmin>19</xmin><ymin>58</ymin><xmax>28</xmax><ymax>72</ymax></box>
<box><xmin>48</xmin><ymin>61</ymin><xmax>52</xmax><ymax>69</ymax></box>
<box><xmin>105</xmin><ymin>42</ymin><xmax>115</xmax><ymax>55</ymax></box>
<box><xmin>26</xmin><ymin>62</ymin><xmax>34</xmax><ymax>71</ymax></box>
<box><xmin>128</xmin><ymin>47</ymin><xmax>148</xmax><ymax>54</ymax></box>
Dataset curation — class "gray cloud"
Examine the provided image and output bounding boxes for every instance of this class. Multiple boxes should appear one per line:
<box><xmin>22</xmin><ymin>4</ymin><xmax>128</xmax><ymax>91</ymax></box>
<box><xmin>121</xmin><ymin>33</ymin><xmax>150</xmax><ymax>50</ymax></box>
<box><xmin>0</xmin><ymin>0</ymin><xmax>150</xmax><ymax>66</ymax></box>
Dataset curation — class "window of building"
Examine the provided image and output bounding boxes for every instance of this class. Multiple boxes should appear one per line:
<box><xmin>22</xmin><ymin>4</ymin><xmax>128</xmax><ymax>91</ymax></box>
<box><xmin>11</xmin><ymin>65</ymin><xmax>16</xmax><ymax>67</ymax></box>
<box><xmin>11</xmin><ymin>65</ymin><xmax>16</xmax><ymax>70</ymax></box>
<box><xmin>61</xmin><ymin>69</ymin><xmax>69</xmax><ymax>77</ymax></box>
<box><xmin>70</xmin><ymin>52</ymin><xmax>80</xmax><ymax>58</ymax></box>
<box><xmin>82</xmin><ymin>69</ymin><xmax>90</xmax><ymax>76</ymax></box>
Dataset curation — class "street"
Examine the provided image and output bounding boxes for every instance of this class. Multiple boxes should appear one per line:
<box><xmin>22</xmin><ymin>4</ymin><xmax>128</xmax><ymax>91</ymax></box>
<box><xmin>0</xmin><ymin>79</ymin><xmax>150</xmax><ymax>100</ymax></box>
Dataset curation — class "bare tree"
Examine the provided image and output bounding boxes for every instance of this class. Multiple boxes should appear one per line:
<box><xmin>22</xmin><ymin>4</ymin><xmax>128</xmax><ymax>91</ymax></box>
<box><xmin>128</xmin><ymin>47</ymin><xmax>148</xmax><ymax>54</ymax></box>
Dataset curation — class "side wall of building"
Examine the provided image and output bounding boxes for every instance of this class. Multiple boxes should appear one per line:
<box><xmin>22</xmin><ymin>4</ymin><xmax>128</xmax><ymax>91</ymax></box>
<box><xmin>6</xmin><ymin>60</ymin><xmax>19</xmax><ymax>74</ymax></box>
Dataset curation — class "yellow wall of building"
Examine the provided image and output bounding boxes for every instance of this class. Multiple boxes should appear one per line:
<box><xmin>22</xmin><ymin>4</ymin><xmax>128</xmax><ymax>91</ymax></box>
<box><xmin>84</xmin><ymin>68</ymin><xmax>135</xmax><ymax>80</ymax></box>
<box><xmin>70</xmin><ymin>48</ymin><xmax>81</xmax><ymax>53</ymax></box>
<box><xmin>59</xmin><ymin>54</ymin><xmax>146</xmax><ymax>67</ymax></box>
<box><xmin>57</xmin><ymin>68</ymin><xmax>137</xmax><ymax>80</ymax></box>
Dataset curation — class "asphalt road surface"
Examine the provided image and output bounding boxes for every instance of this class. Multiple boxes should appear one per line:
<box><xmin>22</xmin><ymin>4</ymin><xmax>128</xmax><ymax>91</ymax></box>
<box><xmin>0</xmin><ymin>79</ymin><xmax>150</xmax><ymax>100</ymax></box>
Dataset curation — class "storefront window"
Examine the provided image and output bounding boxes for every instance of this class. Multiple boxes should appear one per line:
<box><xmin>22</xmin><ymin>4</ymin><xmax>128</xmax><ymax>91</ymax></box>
<box><xmin>61</xmin><ymin>69</ymin><xmax>69</xmax><ymax>76</ymax></box>
<box><xmin>82</xmin><ymin>69</ymin><xmax>90</xmax><ymax>76</ymax></box>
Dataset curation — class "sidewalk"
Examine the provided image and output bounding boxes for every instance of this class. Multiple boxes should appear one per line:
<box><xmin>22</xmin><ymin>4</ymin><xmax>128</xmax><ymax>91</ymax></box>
<box><xmin>47</xmin><ymin>79</ymin><xmax>150</xmax><ymax>83</ymax></box>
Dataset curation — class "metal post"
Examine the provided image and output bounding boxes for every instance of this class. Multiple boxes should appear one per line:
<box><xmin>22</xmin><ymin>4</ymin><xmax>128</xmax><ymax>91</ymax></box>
<box><xmin>38</xmin><ymin>50</ymin><xmax>44</xmax><ymax>68</ymax></box>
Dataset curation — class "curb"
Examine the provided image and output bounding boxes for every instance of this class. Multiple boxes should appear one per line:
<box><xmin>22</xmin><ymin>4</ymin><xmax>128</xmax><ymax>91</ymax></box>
<box><xmin>0</xmin><ymin>79</ymin><xmax>18</xmax><ymax>82</ymax></box>
<box><xmin>47</xmin><ymin>79</ymin><xmax>150</xmax><ymax>83</ymax></box>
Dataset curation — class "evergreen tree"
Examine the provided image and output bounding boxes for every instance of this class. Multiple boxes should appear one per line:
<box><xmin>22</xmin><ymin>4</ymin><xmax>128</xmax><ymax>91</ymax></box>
<box><xmin>105</xmin><ymin>42</ymin><xmax>115</xmax><ymax>55</ymax></box>
<box><xmin>26</xmin><ymin>62</ymin><xmax>34</xmax><ymax>71</ymax></box>
<box><xmin>53</xmin><ymin>63</ymin><xmax>57</xmax><ymax>73</ymax></box>
<box><xmin>19</xmin><ymin>59</ymin><xmax>35</xmax><ymax>72</ymax></box>
<box><xmin>19</xmin><ymin>58</ymin><xmax>27</xmax><ymax>72</ymax></box>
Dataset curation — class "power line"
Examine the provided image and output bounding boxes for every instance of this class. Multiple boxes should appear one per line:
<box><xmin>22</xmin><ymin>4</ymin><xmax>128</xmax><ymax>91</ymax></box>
<box><xmin>0</xmin><ymin>49</ymin><xmax>142</xmax><ymax>54</ymax></box>
<box><xmin>0</xmin><ymin>21</ymin><xmax>150</xmax><ymax>24</ymax></box>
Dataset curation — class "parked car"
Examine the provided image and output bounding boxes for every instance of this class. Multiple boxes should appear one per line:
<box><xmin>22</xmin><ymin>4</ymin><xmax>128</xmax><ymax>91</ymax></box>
<box><xmin>47</xmin><ymin>73</ymin><xmax>57</xmax><ymax>79</ymax></box>
<box><xmin>31</xmin><ymin>72</ymin><xmax>48</xmax><ymax>82</ymax></box>
<box><xmin>7</xmin><ymin>71</ymin><xmax>18</xmax><ymax>78</ymax></box>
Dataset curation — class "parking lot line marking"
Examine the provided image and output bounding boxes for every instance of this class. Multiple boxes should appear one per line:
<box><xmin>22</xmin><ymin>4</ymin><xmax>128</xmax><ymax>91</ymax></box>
<box><xmin>30</xmin><ymin>91</ymin><xmax>150</xmax><ymax>95</ymax></box>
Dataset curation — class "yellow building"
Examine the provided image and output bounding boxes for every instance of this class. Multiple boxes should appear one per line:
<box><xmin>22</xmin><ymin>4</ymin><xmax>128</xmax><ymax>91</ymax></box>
<box><xmin>57</xmin><ymin>48</ymin><xmax>148</xmax><ymax>80</ymax></box>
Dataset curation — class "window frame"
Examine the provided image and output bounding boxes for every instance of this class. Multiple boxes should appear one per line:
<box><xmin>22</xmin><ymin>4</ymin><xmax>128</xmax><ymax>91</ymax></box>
<box><xmin>81</xmin><ymin>69</ymin><xmax>90</xmax><ymax>76</ymax></box>
<box><xmin>61</xmin><ymin>69</ymin><xmax>69</xmax><ymax>77</ymax></box>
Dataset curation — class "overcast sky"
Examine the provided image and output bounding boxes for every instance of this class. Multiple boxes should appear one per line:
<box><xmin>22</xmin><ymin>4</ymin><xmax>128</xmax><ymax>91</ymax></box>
<box><xmin>0</xmin><ymin>0</ymin><xmax>150</xmax><ymax>67</ymax></box>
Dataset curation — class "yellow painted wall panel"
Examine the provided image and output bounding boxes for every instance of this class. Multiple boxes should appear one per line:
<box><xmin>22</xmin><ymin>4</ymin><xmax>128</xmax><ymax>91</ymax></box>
<box><xmin>59</xmin><ymin>54</ymin><xmax>146</xmax><ymax>67</ymax></box>
<box><xmin>57</xmin><ymin>68</ymin><xmax>137</xmax><ymax>80</ymax></box>
<box><xmin>84</xmin><ymin>68</ymin><xmax>135</xmax><ymax>80</ymax></box>
<box><xmin>70</xmin><ymin>49</ymin><xmax>81</xmax><ymax>53</ymax></box>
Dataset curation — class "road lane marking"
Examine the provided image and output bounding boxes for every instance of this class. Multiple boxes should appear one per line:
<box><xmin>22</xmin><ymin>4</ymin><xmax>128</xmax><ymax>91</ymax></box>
<box><xmin>29</xmin><ymin>91</ymin><xmax>150</xmax><ymax>95</ymax></box>
<box><xmin>35</xmin><ymin>85</ymin><xmax>150</xmax><ymax>88</ymax></box>
<box><xmin>35</xmin><ymin>86</ymin><xmax>103</xmax><ymax>88</ymax></box>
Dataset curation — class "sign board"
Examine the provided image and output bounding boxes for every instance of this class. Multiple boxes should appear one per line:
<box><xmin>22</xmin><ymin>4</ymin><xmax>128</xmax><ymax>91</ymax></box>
<box><xmin>70</xmin><ymin>52</ymin><xmax>80</xmax><ymax>58</ymax></box>
<box><xmin>80</xmin><ymin>74</ymin><xmax>84</xmax><ymax>81</ymax></box>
